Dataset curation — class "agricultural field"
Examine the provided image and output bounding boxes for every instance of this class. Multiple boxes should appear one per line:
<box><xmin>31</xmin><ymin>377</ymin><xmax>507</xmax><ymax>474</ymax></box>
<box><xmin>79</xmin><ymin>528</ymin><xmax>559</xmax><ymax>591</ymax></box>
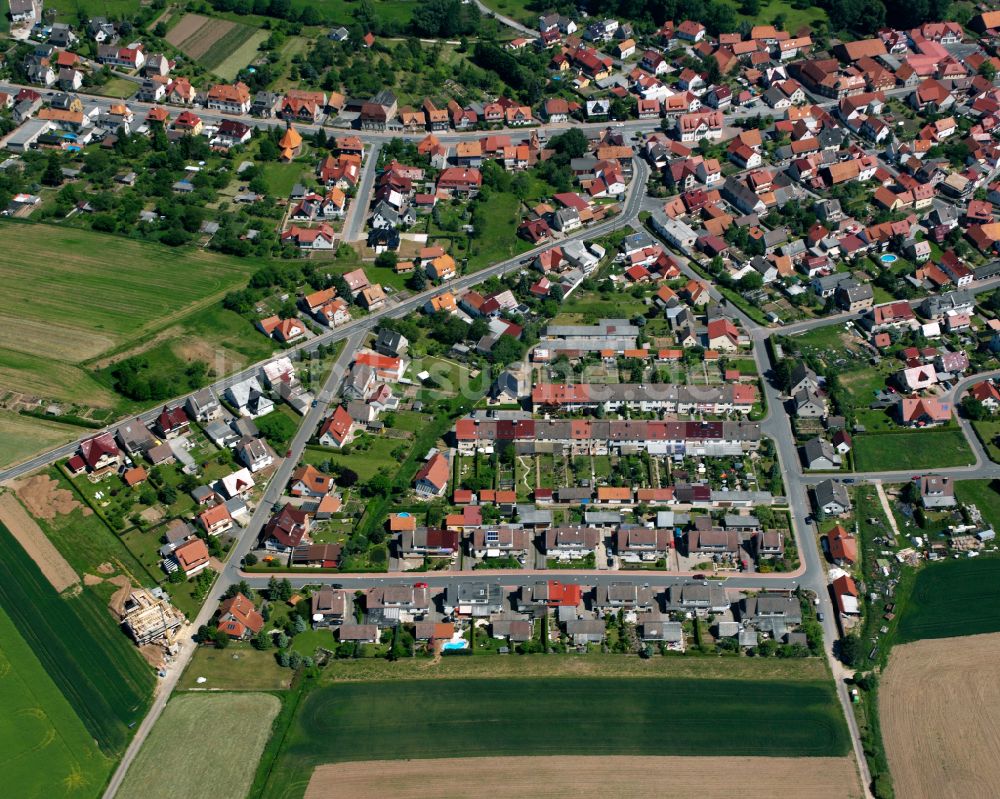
<box><xmin>852</xmin><ymin>429</ymin><xmax>974</xmax><ymax>472</ymax></box>
<box><xmin>306</xmin><ymin>755</ymin><xmax>862</xmax><ymax>799</ymax></box>
<box><xmin>896</xmin><ymin>558</ymin><xmax>1000</xmax><ymax>643</ymax></box>
<box><xmin>0</xmin><ymin>223</ymin><xmax>265</xmax><ymax>417</ymax></box>
<box><xmin>261</xmin><ymin>675</ymin><xmax>849</xmax><ymax>798</ymax></box>
<box><xmin>0</xmin><ymin>605</ymin><xmax>113</xmax><ymax>799</ymax></box>
<box><xmin>0</xmin><ymin>523</ymin><xmax>154</xmax><ymax>755</ymax></box>
<box><xmin>165</xmin><ymin>13</ymin><xmax>261</xmax><ymax>75</ymax></box>
<box><xmin>0</xmin><ymin>410</ymin><xmax>80</xmax><ymax>470</ymax></box>
<box><xmin>117</xmin><ymin>693</ymin><xmax>280</xmax><ymax>799</ymax></box>
<box><xmin>881</xmin><ymin>633</ymin><xmax>1000</xmax><ymax>799</ymax></box>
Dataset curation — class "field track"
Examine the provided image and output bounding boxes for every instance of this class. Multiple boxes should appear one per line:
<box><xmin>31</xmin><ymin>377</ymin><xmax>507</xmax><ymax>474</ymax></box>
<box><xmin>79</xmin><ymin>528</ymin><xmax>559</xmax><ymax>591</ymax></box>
<box><xmin>882</xmin><ymin>633</ymin><xmax>1000</xmax><ymax>799</ymax></box>
<box><xmin>0</xmin><ymin>491</ymin><xmax>78</xmax><ymax>591</ymax></box>
<box><xmin>305</xmin><ymin>756</ymin><xmax>863</xmax><ymax>799</ymax></box>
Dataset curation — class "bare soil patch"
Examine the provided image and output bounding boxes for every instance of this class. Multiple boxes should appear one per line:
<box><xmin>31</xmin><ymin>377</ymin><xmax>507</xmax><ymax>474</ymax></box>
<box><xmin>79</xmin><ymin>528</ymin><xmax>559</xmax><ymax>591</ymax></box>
<box><xmin>0</xmin><ymin>491</ymin><xmax>79</xmax><ymax>592</ymax></box>
<box><xmin>83</xmin><ymin>573</ymin><xmax>103</xmax><ymax>586</ymax></box>
<box><xmin>106</xmin><ymin>574</ymin><xmax>133</xmax><ymax>617</ymax></box>
<box><xmin>306</xmin><ymin>756</ymin><xmax>862</xmax><ymax>799</ymax></box>
<box><xmin>882</xmin><ymin>633</ymin><xmax>1000</xmax><ymax>799</ymax></box>
<box><xmin>12</xmin><ymin>473</ymin><xmax>83</xmax><ymax>519</ymax></box>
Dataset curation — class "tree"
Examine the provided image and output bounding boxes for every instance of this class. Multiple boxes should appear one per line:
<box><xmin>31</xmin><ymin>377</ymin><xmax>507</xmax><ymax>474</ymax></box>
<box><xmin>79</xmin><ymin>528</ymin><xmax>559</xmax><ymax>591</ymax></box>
<box><xmin>980</xmin><ymin>60</ymin><xmax>997</xmax><ymax>82</ymax></box>
<box><xmin>962</xmin><ymin>396</ymin><xmax>987</xmax><ymax>421</ymax></box>
<box><xmin>374</xmin><ymin>251</ymin><xmax>398</xmax><ymax>270</ymax></box>
<box><xmin>406</xmin><ymin>269</ymin><xmax>426</xmax><ymax>291</ymax></box>
<box><xmin>738</xmin><ymin>271</ymin><xmax>764</xmax><ymax>292</ymax></box>
<box><xmin>252</xmin><ymin>629</ymin><xmax>271</xmax><ymax>650</ymax></box>
<box><xmin>42</xmin><ymin>152</ymin><xmax>63</xmax><ymax>187</ymax></box>
<box><xmin>213</xmin><ymin>629</ymin><xmax>230</xmax><ymax>649</ymax></box>
<box><xmin>839</xmin><ymin>634</ymin><xmax>863</xmax><ymax>667</ymax></box>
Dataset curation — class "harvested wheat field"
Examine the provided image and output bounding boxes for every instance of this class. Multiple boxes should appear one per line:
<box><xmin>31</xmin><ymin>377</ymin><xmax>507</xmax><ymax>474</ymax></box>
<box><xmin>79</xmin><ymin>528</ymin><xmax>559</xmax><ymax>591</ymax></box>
<box><xmin>305</xmin><ymin>756</ymin><xmax>863</xmax><ymax>799</ymax></box>
<box><xmin>882</xmin><ymin>633</ymin><xmax>1000</xmax><ymax>799</ymax></box>
<box><xmin>0</xmin><ymin>491</ymin><xmax>78</xmax><ymax>592</ymax></box>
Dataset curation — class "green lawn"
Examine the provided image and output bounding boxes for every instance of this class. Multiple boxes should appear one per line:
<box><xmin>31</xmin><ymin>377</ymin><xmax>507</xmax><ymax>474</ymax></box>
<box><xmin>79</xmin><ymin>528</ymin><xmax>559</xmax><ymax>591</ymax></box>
<box><xmin>897</xmin><ymin>558</ymin><xmax>1000</xmax><ymax>642</ymax></box>
<box><xmin>852</xmin><ymin>429</ymin><xmax>974</xmax><ymax>472</ymax></box>
<box><xmin>177</xmin><ymin>643</ymin><xmax>293</xmax><ymax>691</ymax></box>
<box><xmin>261</xmin><ymin>676</ymin><xmax>850</xmax><ymax>799</ymax></box>
<box><xmin>87</xmin><ymin>77</ymin><xmax>138</xmax><ymax>99</ymax></box>
<box><xmin>954</xmin><ymin>480</ymin><xmax>1000</xmax><ymax>532</ymax></box>
<box><xmin>0</xmin><ymin>605</ymin><xmax>113</xmax><ymax>799</ymax></box>
<box><xmin>303</xmin><ymin>436</ymin><xmax>407</xmax><ymax>481</ymax></box>
<box><xmin>261</xmin><ymin>163</ymin><xmax>306</xmax><ymax>198</ymax></box>
<box><xmin>0</xmin><ymin>523</ymin><xmax>154</xmax><ymax>756</ymax></box>
<box><xmin>117</xmin><ymin>693</ymin><xmax>280</xmax><ymax>799</ymax></box>
<box><xmin>467</xmin><ymin>192</ymin><xmax>531</xmax><ymax>271</ymax></box>
<box><xmin>971</xmin><ymin>419</ymin><xmax>1000</xmax><ymax>463</ymax></box>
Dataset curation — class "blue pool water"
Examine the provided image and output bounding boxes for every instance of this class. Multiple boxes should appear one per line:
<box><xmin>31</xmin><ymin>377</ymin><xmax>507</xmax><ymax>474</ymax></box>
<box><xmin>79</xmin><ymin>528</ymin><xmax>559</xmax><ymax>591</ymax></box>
<box><xmin>442</xmin><ymin>641</ymin><xmax>468</xmax><ymax>651</ymax></box>
<box><xmin>880</xmin><ymin>254</ymin><xmax>898</xmax><ymax>264</ymax></box>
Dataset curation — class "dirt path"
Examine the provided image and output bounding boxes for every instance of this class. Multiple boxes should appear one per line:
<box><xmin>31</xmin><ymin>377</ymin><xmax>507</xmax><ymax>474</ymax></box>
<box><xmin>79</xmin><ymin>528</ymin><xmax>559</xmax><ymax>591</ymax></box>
<box><xmin>306</xmin><ymin>756</ymin><xmax>863</xmax><ymax>799</ymax></box>
<box><xmin>882</xmin><ymin>633</ymin><xmax>1000</xmax><ymax>799</ymax></box>
<box><xmin>873</xmin><ymin>480</ymin><xmax>901</xmax><ymax>540</ymax></box>
<box><xmin>0</xmin><ymin>491</ymin><xmax>78</xmax><ymax>592</ymax></box>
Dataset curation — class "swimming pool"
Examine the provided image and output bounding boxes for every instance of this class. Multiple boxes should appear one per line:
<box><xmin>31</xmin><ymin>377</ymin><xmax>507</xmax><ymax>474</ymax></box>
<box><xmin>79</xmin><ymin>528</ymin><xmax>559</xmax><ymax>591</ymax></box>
<box><xmin>880</xmin><ymin>254</ymin><xmax>898</xmax><ymax>264</ymax></box>
<box><xmin>442</xmin><ymin>640</ymin><xmax>468</xmax><ymax>651</ymax></box>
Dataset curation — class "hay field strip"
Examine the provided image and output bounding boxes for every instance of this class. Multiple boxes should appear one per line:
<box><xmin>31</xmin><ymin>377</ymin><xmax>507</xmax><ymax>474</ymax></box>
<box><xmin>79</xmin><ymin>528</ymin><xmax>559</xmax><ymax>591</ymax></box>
<box><xmin>212</xmin><ymin>29</ymin><xmax>269</xmax><ymax>80</ymax></box>
<box><xmin>117</xmin><ymin>693</ymin><xmax>280</xmax><ymax>799</ymax></box>
<box><xmin>306</xmin><ymin>755</ymin><xmax>863</xmax><ymax>799</ymax></box>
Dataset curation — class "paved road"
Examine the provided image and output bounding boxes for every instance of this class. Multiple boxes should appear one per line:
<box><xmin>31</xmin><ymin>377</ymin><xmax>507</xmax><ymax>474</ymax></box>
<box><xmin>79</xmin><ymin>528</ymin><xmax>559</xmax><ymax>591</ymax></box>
<box><xmin>102</xmin><ymin>330</ymin><xmax>363</xmax><ymax>799</ymax></box>
<box><xmin>0</xmin><ymin>158</ymin><xmax>649</xmax><ymax>484</ymax></box>
<box><xmin>11</xmin><ymin>69</ymin><xmax>993</xmax><ymax>793</ymax></box>
<box><xmin>342</xmin><ymin>140</ymin><xmax>381</xmax><ymax>243</ymax></box>
<box><xmin>100</xmin><ymin>161</ymin><xmax>649</xmax><ymax>797</ymax></box>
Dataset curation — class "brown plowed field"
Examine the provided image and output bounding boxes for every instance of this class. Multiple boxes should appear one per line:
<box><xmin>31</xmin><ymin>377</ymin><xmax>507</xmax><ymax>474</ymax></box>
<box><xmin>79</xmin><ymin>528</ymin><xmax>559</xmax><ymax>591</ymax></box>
<box><xmin>305</xmin><ymin>755</ymin><xmax>862</xmax><ymax>799</ymax></box>
<box><xmin>882</xmin><ymin>633</ymin><xmax>1000</xmax><ymax>799</ymax></box>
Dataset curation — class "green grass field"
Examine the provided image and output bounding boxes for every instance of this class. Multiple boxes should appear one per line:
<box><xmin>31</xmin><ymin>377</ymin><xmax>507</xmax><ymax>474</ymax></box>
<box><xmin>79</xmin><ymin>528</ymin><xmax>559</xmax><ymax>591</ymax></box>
<box><xmin>261</xmin><ymin>676</ymin><xmax>849</xmax><ymax>798</ymax></box>
<box><xmin>177</xmin><ymin>645</ymin><xmax>293</xmax><ymax>691</ymax></box>
<box><xmin>468</xmin><ymin>192</ymin><xmax>531</xmax><ymax>271</ymax></box>
<box><xmin>897</xmin><ymin>558</ymin><xmax>1000</xmax><ymax>643</ymax></box>
<box><xmin>955</xmin><ymin>480</ymin><xmax>1000</xmax><ymax>531</ymax></box>
<box><xmin>303</xmin><ymin>436</ymin><xmax>405</xmax><ymax>481</ymax></box>
<box><xmin>0</xmin><ymin>523</ymin><xmax>154</xmax><ymax>755</ymax></box>
<box><xmin>30</xmin><ymin>468</ymin><xmax>159</xmax><ymax>585</ymax></box>
<box><xmin>0</xmin><ymin>223</ymin><xmax>264</xmax><ymax>404</ymax></box>
<box><xmin>117</xmin><ymin>693</ymin><xmax>280</xmax><ymax>799</ymax></box>
<box><xmin>46</xmin><ymin>0</ymin><xmax>138</xmax><ymax>21</ymax></box>
<box><xmin>261</xmin><ymin>163</ymin><xmax>306</xmax><ymax>198</ymax></box>
<box><xmin>0</xmin><ymin>605</ymin><xmax>113</xmax><ymax>799</ymax></box>
<box><xmin>213</xmin><ymin>29</ymin><xmax>270</xmax><ymax>80</ymax></box>
<box><xmin>852</xmin><ymin>429</ymin><xmax>974</xmax><ymax>472</ymax></box>
<box><xmin>0</xmin><ymin>410</ymin><xmax>81</xmax><ymax>470</ymax></box>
